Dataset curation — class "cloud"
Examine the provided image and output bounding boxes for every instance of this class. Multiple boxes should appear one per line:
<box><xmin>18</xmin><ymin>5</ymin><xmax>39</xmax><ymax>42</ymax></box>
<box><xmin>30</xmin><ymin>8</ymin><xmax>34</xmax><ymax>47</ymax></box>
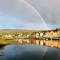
<box><xmin>0</xmin><ymin>0</ymin><xmax>49</xmax><ymax>30</ymax></box>
<box><xmin>26</xmin><ymin>0</ymin><xmax>60</xmax><ymax>29</ymax></box>
<box><xmin>1</xmin><ymin>0</ymin><xmax>60</xmax><ymax>29</ymax></box>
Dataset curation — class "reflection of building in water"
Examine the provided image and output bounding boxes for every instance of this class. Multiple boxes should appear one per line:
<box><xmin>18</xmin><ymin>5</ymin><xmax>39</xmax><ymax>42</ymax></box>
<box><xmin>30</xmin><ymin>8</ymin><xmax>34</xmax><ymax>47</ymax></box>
<box><xmin>27</xmin><ymin>28</ymin><xmax>60</xmax><ymax>48</ymax></box>
<box><xmin>16</xmin><ymin>39</ymin><xmax>30</xmax><ymax>44</ymax></box>
<box><xmin>0</xmin><ymin>28</ymin><xmax>60</xmax><ymax>48</ymax></box>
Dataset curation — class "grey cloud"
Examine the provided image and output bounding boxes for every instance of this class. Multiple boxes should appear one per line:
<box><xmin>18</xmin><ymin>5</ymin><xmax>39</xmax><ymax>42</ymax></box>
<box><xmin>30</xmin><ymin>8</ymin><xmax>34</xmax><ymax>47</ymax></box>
<box><xmin>0</xmin><ymin>0</ymin><xmax>45</xmax><ymax>24</ymax></box>
<box><xmin>0</xmin><ymin>0</ymin><xmax>49</xmax><ymax>30</ymax></box>
<box><xmin>26</xmin><ymin>0</ymin><xmax>60</xmax><ymax>28</ymax></box>
<box><xmin>0</xmin><ymin>0</ymin><xmax>60</xmax><ymax>29</ymax></box>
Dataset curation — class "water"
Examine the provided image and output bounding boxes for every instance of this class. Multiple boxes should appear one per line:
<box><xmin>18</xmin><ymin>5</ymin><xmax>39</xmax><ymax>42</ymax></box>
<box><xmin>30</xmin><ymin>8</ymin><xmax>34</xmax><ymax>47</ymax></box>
<box><xmin>0</xmin><ymin>44</ymin><xmax>60</xmax><ymax>60</ymax></box>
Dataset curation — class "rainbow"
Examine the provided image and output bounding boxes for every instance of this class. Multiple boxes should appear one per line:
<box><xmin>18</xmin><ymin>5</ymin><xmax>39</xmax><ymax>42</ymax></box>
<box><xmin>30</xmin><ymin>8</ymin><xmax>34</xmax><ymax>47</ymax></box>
<box><xmin>20</xmin><ymin>0</ymin><xmax>50</xmax><ymax>30</ymax></box>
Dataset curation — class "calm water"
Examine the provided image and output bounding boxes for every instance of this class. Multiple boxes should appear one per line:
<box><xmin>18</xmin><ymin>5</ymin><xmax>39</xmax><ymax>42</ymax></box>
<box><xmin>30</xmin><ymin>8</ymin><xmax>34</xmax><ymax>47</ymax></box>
<box><xmin>0</xmin><ymin>44</ymin><xmax>60</xmax><ymax>60</ymax></box>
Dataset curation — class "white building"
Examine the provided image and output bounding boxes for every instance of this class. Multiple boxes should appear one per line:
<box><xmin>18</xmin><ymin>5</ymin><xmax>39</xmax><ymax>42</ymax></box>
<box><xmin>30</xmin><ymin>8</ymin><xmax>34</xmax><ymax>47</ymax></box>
<box><xmin>40</xmin><ymin>32</ymin><xmax>43</xmax><ymax>37</ymax></box>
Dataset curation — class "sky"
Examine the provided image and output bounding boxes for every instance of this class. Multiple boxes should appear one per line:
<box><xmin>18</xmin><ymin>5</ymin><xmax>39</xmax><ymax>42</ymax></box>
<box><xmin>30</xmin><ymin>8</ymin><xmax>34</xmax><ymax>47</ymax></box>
<box><xmin>0</xmin><ymin>0</ymin><xmax>60</xmax><ymax>30</ymax></box>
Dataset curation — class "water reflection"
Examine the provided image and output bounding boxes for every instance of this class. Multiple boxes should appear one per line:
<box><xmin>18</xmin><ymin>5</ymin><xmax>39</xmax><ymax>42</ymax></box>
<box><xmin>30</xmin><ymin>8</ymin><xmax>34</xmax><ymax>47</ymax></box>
<box><xmin>0</xmin><ymin>44</ymin><xmax>59</xmax><ymax>60</ymax></box>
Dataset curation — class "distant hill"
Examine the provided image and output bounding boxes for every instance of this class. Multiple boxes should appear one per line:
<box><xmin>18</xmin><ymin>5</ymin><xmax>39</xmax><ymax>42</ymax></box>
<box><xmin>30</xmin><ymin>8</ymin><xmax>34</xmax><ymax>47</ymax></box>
<box><xmin>0</xmin><ymin>29</ymin><xmax>40</xmax><ymax>34</ymax></box>
<box><xmin>0</xmin><ymin>28</ymin><xmax>60</xmax><ymax>34</ymax></box>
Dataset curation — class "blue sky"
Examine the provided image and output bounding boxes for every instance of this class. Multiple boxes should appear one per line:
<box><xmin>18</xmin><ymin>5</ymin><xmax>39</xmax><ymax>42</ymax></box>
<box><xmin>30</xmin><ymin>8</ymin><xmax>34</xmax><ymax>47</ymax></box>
<box><xmin>0</xmin><ymin>0</ymin><xmax>60</xmax><ymax>30</ymax></box>
<box><xmin>0</xmin><ymin>16</ymin><xmax>49</xmax><ymax>30</ymax></box>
